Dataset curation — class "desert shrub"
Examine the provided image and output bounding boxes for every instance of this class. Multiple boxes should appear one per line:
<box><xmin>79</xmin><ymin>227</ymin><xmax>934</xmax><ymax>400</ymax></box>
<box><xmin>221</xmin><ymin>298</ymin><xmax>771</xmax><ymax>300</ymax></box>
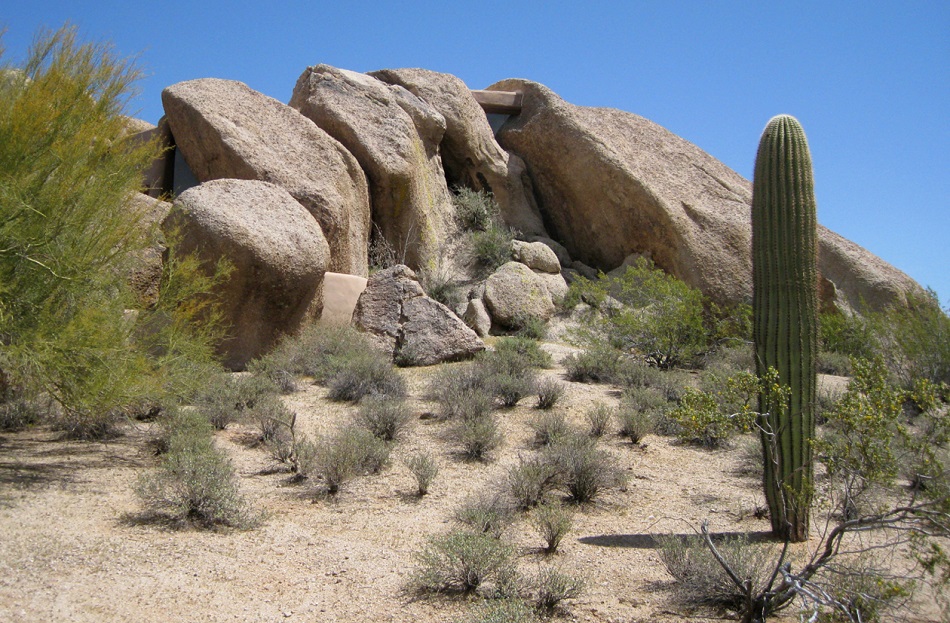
<box><xmin>543</xmin><ymin>434</ymin><xmax>623</xmax><ymax>503</ymax></box>
<box><xmin>707</xmin><ymin>301</ymin><xmax>754</xmax><ymax>347</ymax></box>
<box><xmin>135</xmin><ymin>407</ymin><xmax>258</xmax><ymax>529</ymax></box>
<box><xmin>530</xmin><ymin>503</ymin><xmax>574</xmax><ymax>554</ymax></box>
<box><xmin>428</xmin><ymin>365</ymin><xmax>496</xmax><ymax>421</ymax></box>
<box><xmin>615</xmin><ymin>357</ymin><xmax>664</xmax><ymax>389</ymax></box>
<box><xmin>196</xmin><ymin>373</ymin><xmax>277</xmax><ymax>430</ymax></box>
<box><xmin>531</xmin><ymin>566</ymin><xmax>585</xmax><ymax>613</ymax></box>
<box><xmin>616</xmin><ymin>388</ymin><xmax>662</xmax><ymax>444</ymax></box>
<box><xmin>585</xmin><ymin>403</ymin><xmax>613</xmax><ymax>438</ymax></box>
<box><xmin>562</xmin><ymin>345</ymin><xmax>624</xmax><ymax>383</ymax></box>
<box><xmin>820</xmin><ymin>310</ymin><xmax>877</xmax><ymax>361</ymax></box>
<box><xmin>355</xmin><ymin>396</ymin><xmax>412</xmax><ymax>442</ymax></box>
<box><xmin>246</xmin><ymin>393</ymin><xmax>296</xmax><ymax>463</ymax></box>
<box><xmin>492</xmin><ymin>374</ymin><xmax>537</xmax><ymax>408</ymax></box>
<box><xmin>455</xmin><ymin>491</ymin><xmax>516</xmax><ymax>537</ymax></box>
<box><xmin>512</xmin><ymin>314</ymin><xmax>549</xmax><ymax>341</ymax></box>
<box><xmin>475</xmin><ymin>343</ymin><xmax>540</xmax><ymax>407</ymax></box>
<box><xmin>818</xmin><ymin>350</ymin><xmax>853</xmax><ymax>376</ymax></box>
<box><xmin>535</xmin><ymin>378</ymin><xmax>565</xmax><ymax>410</ymax></box>
<box><xmin>529</xmin><ymin>411</ymin><xmax>572</xmax><ymax>448</ymax></box>
<box><xmin>491</xmin><ymin>337</ymin><xmax>553</xmax><ymax>369</ymax></box>
<box><xmin>453</xmin><ymin>186</ymin><xmax>499</xmax><ymax>232</ymax></box>
<box><xmin>819</xmin><ymin>555</ymin><xmax>913</xmax><ymax>623</ymax></box>
<box><xmin>667</xmin><ymin>386</ymin><xmax>755</xmax><ymax>449</ymax></box>
<box><xmin>326</xmin><ymin>352</ymin><xmax>406</xmax><ymax>403</ymax></box>
<box><xmin>471</xmin><ymin>224</ymin><xmax>514</xmax><ymax>274</ymax></box>
<box><xmin>872</xmin><ymin>290</ymin><xmax>950</xmax><ymax>387</ymax></box>
<box><xmin>452</xmin><ymin>413</ymin><xmax>503</xmax><ymax>461</ymax></box>
<box><xmin>458</xmin><ymin>599</ymin><xmax>537</xmax><ymax>623</ymax></box>
<box><xmin>411</xmin><ymin>529</ymin><xmax>517</xmax><ymax>594</ymax></box>
<box><xmin>255</xmin><ymin>324</ymin><xmax>376</xmax><ymax>383</ymax></box>
<box><xmin>508</xmin><ymin>455</ymin><xmax>561</xmax><ymax>510</ymax></box>
<box><xmin>418</xmin><ymin>261</ymin><xmax>461</xmax><ymax>309</ymax></box>
<box><xmin>312</xmin><ymin>426</ymin><xmax>390</xmax><ymax>494</ymax></box>
<box><xmin>406</xmin><ymin>452</ymin><xmax>439</xmax><ymax>496</ymax></box>
<box><xmin>656</xmin><ymin>533</ymin><xmax>777</xmax><ymax>610</ymax></box>
<box><xmin>0</xmin><ymin>398</ymin><xmax>41</xmax><ymax>432</ymax></box>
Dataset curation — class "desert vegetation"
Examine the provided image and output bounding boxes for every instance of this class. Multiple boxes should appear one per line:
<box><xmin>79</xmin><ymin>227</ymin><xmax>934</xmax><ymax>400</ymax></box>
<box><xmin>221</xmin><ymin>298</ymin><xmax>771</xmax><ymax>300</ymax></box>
<box><xmin>1</xmin><ymin>26</ymin><xmax>949</xmax><ymax>623</ymax></box>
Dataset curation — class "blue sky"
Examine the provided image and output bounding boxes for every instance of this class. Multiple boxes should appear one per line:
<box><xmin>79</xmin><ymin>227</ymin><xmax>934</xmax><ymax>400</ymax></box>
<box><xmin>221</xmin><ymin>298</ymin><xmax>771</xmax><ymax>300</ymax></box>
<box><xmin>3</xmin><ymin>1</ymin><xmax>948</xmax><ymax>305</ymax></box>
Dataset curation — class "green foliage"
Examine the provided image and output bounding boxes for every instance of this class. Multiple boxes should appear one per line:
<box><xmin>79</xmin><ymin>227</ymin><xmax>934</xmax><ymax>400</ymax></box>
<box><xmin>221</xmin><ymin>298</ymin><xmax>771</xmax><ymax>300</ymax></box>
<box><xmin>355</xmin><ymin>395</ymin><xmax>412</xmax><ymax>442</ymax></box>
<box><xmin>586</xmin><ymin>259</ymin><xmax>709</xmax><ymax>369</ymax></box>
<box><xmin>454</xmin><ymin>492</ymin><xmax>516</xmax><ymax>537</ymax></box>
<box><xmin>667</xmin><ymin>371</ymin><xmax>758</xmax><ymax>449</ymax></box>
<box><xmin>529</xmin><ymin>411</ymin><xmax>572</xmax><ymax>447</ymax></box>
<box><xmin>470</xmin><ymin>224</ymin><xmax>514</xmax><ymax>274</ymax></box>
<box><xmin>562</xmin><ymin>344</ymin><xmax>625</xmax><ymax>384</ymax></box>
<box><xmin>531</xmin><ymin>566</ymin><xmax>585</xmax><ymax>613</ymax></box>
<box><xmin>405</xmin><ymin>451</ymin><xmax>439</xmax><ymax>496</ymax></box>
<box><xmin>326</xmin><ymin>352</ymin><xmax>406</xmax><ymax>403</ymax></box>
<box><xmin>452</xmin><ymin>186</ymin><xmax>499</xmax><ymax>232</ymax></box>
<box><xmin>135</xmin><ymin>407</ymin><xmax>259</xmax><ymax>529</ymax></box>
<box><xmin>0</xmin><ymin>27</ymin><xmax>225</xmax><ymax>435</ymax></box>
<box><xmin>542</xmin><ymin>434</ymin><xmax>624</xmax><ymax>503</ymax></box>
<box><xmin>311</xmin><ymin>425</ymin><xmax>390</xmax><ymax>494</ymax></box>
<box><xmin>873</xmin><ymin>289</ymin><xmax>950</xmax><ymax>387</ymax></box>
<box><xmin>819</xmin><ymin>311</ymin><xmax>876</xmax><ymax>361</ymax></box>
<box><xmin>752</xmin><ymin>114</ymin><xmax>819</xmax><ymax>542</ymax></box>
<box><xmin>534</xmin><ymin>378</ymin><xmax>565</xmax><ymax>410</ymax></box>
<box><xmin>512</xmin><ymin>314</ymin><xmax>548</xmax><ymax>341</ymax></box>
<box><xmin>530</xmin><ymin>503</ymin><xmax>574</xmax><ymax>554</ymax></box>
<box><xmin>411</xmin><ymin>529</ymin><xmax>517</xmax><ymax>595</ymax></box>
<box><xmin>616</xmin><ymin>387</ymin><xmax>663</xmax><ymax>444</ymax></box>
<box><xmin>585</xmin><ymin>403</ymin><xmax>612</xmax><ymax>438</ymax></box>
<box><xmin>489</xmin><ymin>336</ymin><xmax>553</xmax><ymax>369</ymax></box>
<box><xmin>196</xmin><ymin>372</ymin><xmax>277</xmax><ymax>430</ymax></box>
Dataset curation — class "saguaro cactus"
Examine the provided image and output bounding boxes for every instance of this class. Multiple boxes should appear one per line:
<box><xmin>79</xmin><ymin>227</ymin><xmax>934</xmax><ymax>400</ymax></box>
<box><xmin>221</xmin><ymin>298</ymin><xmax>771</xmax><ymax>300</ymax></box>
<box><xmin>752</xmin><ymin>115</ymin><xmax>818</xmax><ymax>543</ymax></box>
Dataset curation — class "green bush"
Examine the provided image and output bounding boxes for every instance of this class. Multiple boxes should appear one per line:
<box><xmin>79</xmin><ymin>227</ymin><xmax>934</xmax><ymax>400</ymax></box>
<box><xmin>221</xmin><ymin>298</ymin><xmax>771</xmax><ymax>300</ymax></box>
<box><xmin>427</xmin><ymin>365</ymin><xmax>495</xmax><ymax>421</ymax></box>
<box><xmin>535</xmin><ymin>378</ymin><xmax>565</xmax><ymax>410</ymax></box>
<box><xmin>530</xmin><ymin>503</ymin><xmax>574</xmax><ymax>554</ymax></box>
<box><xmin>543</xmin><ymin>434</ymin><xmax>623</xmax><ymax>503</ymax></box>
<box><xmin>820</xmin><ymin>311</ymin><xmax>877</xmax><ymax>360</ymax></box>
<box><xmin>326</xmin><ymin>352</ymin><xmax>406</xmax><ymax>403</ymax></box>
<box><xmin>507</xmin><ymin>455</ymin><xmax>561</xmax><ymax>510</ymax></box>
<box><xmin>512</xmin><ymin>314</ymin><xmax>549</xmax><ymax>341</ymax></box>
<box><xmin>817</xmin><ymin>350</ymin><xmax>853</xmax><ymax>376</ymax></box>
<box><xmin>872</xmin><ymin>290</ymin><xmax>950</xmax><ymax>387</ymax></box>
<box><xmin>531</xmin><ymin>566</ymin><xmax>585</xmax><ymax>613</ymax></box>
<box><xmin>585</xmin><ymin>403</ymin><xmax>613</xmax><ymax>438</ymax></box>
<box><xmin>529</xmin><ymin>411</ymin><xmax>572</xmax><ymax>447</ymax></box>
<box><xmin>492</xmin><ymin>337</ymin><xmax>553</xmax><ymax>369</ymax></box>
<box><xmin>470</xmin><ymin>224</ymin><xmax>514</xmax><ymax>274</ymax></box>
<box><xmin>452</xmin><ymin>187</ymin><xmax>499</xmax><ymax>232</ymax></box>
<box><xmin>410</xmin><ymin>529</ymin><xmax>517</xmax><ymax>595</ymax></box>
<box><xmin>452</xmin><ymin>413</ymin><xmax>503</xmax><ymax>461</ymax></box>
<box><xmin>254</xmin><ymin>325</ymin><xmax>374</xmax><ymax>383</ymax></box>
<box><xmin>667</xmin><ymin>387</ymin><xmax>754</xmax><ymax>449</ymax></box>
<box><xmin>135</xmin><ymin>407</ymin><xmax>259</xmax><ymax>529</ymax></box>
<box><xmin>616</xmin><ymin>388</ymin><xmax>662</xmax><ymax>444</ymax></box>
<box><xmin>458</xmin><ymin>599</ymin><xmax>537</xmax><ymax>623</ymax></box>
<box><xmin>355</xmin><ymin>396</ymin><xmax>412</xmax><ymax>442</ymax></box>
<box><xmin>312</xmin><ymin>426</ymin><xmax>390</xmax><ymax>494</ymax></box>
<box><xmin>405</xmin><ymin>452</ymin><xmax>439</xmax><ymax>496</ymax></box>
<box><xmin>562</xmin><ymin>345</ymin><xmax>624</xmax><ymax>384</ymax></box>
<box><xmin>454</xmin><ymin>492</ymin><xmax>516</xmax><ymax>537</ymax></box>
<box><xmin>197</xmin><ymin>373</ymin><xmax>277</xmax><ymax>430</ymax></box>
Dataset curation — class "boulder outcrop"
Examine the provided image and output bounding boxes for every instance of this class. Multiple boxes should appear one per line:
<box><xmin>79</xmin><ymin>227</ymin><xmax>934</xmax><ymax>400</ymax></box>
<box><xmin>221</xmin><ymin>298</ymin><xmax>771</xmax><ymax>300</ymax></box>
<box><xmin>290</xmin><ymin>66</ymin><xmax>455</xmax><ymax>270</ymax></box>
<box><xmin>162</xmin><ymin>179</ymin><xmax>330</xmax><ymax>370</ymax></box>
<box><xmin>161</xmin><ymin>78</ymin><xmax>370</xmax><ymax>275</ymax></box>
<box><xmin>489</xmin><ymin>78</ymin><xmax>922</xmax><ymax>311</ymax></box>
<box><xmin>353</xmin><ymin>265</ymin><xmax>485</xmax><ymax>366</ymax></box>
<box><xmin>483</xmin><ymin>261</ymin><xmax>564</xmax><ymax>329</ymax></box>
<box><xmin>369</xmin><ymin>68</ymin><xmax>545</xmax><ymax>236</ymax></box>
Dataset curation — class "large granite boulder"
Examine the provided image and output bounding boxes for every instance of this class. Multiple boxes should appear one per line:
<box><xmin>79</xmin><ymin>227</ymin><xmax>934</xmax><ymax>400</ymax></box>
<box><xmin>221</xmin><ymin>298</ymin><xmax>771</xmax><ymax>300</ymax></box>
<box><xmin>369</xmin><ymin>68</ymin><xmax>546</xmax><ymax>236</ymax></box>
<box><xmin>353</xmin><ymin>265</ymin><xmax>484</xmax><ymax>366</ymax></box>
<box><xmin>126</xmin><ymin>193</ymin><xmax>173</xmax><ymax>307</ymax></box>
<box><xmin>290</xmin><ymin>66</ymin><xmax>457</xmax><ymax>271</ymax></box>
<box><xmin>162</xmin><ymin>78</ymin><xmax>370</xmax><ymax>276</ymax></box>
<box><xmin>490</xmin><ymin>79</ymin><xmax>922</xmax><ymax>311</ymax></box>
<box><xmin>484</xmin><ymin>261</ymin><xmax>564</xmax><ymax>329</ymax></box>
<box><xmin>163</xmin><ymin>179</ymin><xmax>330</xmax><ymax>370</ymax></box>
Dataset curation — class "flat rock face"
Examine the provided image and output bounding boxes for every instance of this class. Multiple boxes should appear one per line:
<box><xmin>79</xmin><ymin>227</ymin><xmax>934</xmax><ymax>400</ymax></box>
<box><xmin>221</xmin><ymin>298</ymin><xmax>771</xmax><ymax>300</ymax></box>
<box><xmin>290</xmin><ymin>65</ymin><xmax>456</xmax><ymax>271</ymax></box>
<box><xmin>490</xmin><ymin>78</ymin><xmax>922</xmax><ymax>311</ymax></box>
<box><xmin>163</xmin><ymin>179</ymin><xmax>330</xmax><ymax>370</ymax></box>
<box><xmin>369</xmin><ymin>68</ymin><xmax>545</xmax><ymax>236</ymax></box>
<box><xmin>353</xmin><ymin>265</ymin><xmax>484</xmax><ymax>366</ymax></box>
<box><xmin>484</xmin><ymin>261</ymin><xmax>558</xmax><ymax>328</ymax></box>
<box><xmin>161</xmin><ymin>78</ymin><xmax>370</xmax><ymax>276</ymax></box>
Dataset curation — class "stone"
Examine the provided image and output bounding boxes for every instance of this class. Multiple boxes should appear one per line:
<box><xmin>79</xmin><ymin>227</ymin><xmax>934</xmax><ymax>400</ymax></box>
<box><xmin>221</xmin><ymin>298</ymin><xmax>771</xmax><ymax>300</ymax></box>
<box><xmin>527</xmin><ymin>236</ymin><xmax>572</xmax><ymax>267</ymax></box>
<box><xmin>162</xmin><ymin>78</ymin><xmax>370</xmax><ymax>275</ymax></box>
<box><xmin>163</xmin><ymin>179</ymin><xmax>330</xmax><ymax>370</ymax></box>
<box><xmin>126</xmin><ymin>193</ymin><xmax>173</xmax><ymax>307</ymax></box>
<box><xmin>289</xmin><ymin>65</ymin><xmax>455</xmax><ymax>271</ymax></box>
<box><xmin>570</xmin><ymin>260</ymin><xmax>600</xmax><ymax>281</ymax></box>
<box><xmin>353</xmin><ymin>265</ymin><xmax>484</xmax><ymax>365</ymax></box>
<box><xmin>463</xmin><ymin>299</ymin><xmax>492</xmax><ymax>337</ymax></box>
<box><xmin>512</xmin><ymin>239</ymin><xmax>561</xmax><ymax>274</ymax></box>
<box><xmin>484</xmin><ymin>261</ymin><xmax>557</xmax><ymax>328</ymax></box>
<box><xmin>536</xmin><ymin>271</ymin><xmax>569</xmax><ymax>302</ymax></box>
<box><xmin>489</xmin><ymin>78</ymin><xmax>922</xmax><ymax>311</ymax></box>
<box><xmin>368</xmin><ymin>68</ymin><xmax>545</xmax><ymax>236</ymax></box>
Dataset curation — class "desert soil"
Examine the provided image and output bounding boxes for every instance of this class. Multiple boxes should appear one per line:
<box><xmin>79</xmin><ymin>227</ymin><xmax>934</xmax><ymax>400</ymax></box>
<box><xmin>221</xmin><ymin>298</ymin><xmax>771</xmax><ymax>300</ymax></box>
<box><xmin>0</xmin><ymin>340</ymin><xmax>941</xmax><ymax>622</ymax></box>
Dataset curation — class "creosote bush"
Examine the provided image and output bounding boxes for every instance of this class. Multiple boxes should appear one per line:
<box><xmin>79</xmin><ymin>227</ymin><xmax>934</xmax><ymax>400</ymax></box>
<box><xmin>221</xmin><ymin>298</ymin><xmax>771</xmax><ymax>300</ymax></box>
<box><xmin>135</xmin><ymin>407</ymin><xmax>259</xmax><ymax>529</ymax></box>
<box><xmin>530</xmin><ymin>503</ymin><xmax>574</xmax><ymax>554</ymax></box>
<box><xmin>410</xmin><ymin>529</ymin><xmax>517</xmax><ymax>595</ymax></box>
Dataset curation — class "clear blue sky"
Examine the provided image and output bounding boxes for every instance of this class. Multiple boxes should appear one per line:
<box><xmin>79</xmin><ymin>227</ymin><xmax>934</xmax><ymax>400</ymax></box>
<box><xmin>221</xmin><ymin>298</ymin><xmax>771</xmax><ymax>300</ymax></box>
<box><xmin>3</xmin><ymin>1</ymin><xmax>947</xmax><ymax>306</ymax></box>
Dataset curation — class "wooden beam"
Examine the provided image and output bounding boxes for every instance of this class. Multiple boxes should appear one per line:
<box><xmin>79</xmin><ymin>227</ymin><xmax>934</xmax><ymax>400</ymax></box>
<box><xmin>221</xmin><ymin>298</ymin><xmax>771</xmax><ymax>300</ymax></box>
<box><xmin>471</xmin><ymin>90</ymin><xmax>523</xmax><ymax>115</ymax></box>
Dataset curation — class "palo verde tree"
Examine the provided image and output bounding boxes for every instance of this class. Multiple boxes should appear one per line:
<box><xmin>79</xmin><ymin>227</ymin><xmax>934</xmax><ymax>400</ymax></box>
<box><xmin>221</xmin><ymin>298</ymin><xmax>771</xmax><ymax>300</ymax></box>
<box><xmin>752</xmin><ymin>115</ymin><xmax>819</xmax><ymax>542</ymax></box>
<box><xmin>0</xmin><ymin>26</ymin><xmax>218</xmax><ymax>436</ymax></box>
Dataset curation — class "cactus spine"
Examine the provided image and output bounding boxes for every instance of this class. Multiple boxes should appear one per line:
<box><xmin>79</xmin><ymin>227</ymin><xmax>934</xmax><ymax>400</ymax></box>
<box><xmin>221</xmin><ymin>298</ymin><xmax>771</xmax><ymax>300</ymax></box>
<box><xmin>752</xmin><ymin>115</ymin><xmax>818</xmax><ymax>543</ymax></box>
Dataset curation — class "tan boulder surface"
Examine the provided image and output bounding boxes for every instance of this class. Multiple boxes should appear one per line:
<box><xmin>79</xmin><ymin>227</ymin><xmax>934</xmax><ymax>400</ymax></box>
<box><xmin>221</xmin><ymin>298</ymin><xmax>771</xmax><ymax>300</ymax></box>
<box><xmin>162</xmin><ymin>179</ymin><xmax>330</xmax><ymax>370</ymax></box>
<box><xmin>161</xmin><ymin>78</ymin><xmax>370</xmax><ymax>276</ymax></box>
<box><xmin>490</xmin><ymin>78</ymin><xmax>922</xmax><ymax>310</ymax></box>
<box><xmin>126</xmin><ymin>193</ymin><xmax>173</xmax><ymax>307</ymax></box>
<box><xmin>353</xmin><ymin>265</ymin><xmax>484</xmax><ymax>365</ymax></box>
<box><xmin>289</xmin><ymin>65</ymin><xmax>455</xmax><ymax>271</ymax></box>
<box><xmin>484</xmin><ymin>261</ymin><xmax>558</xmax><ymax>328</ymax></box>
<box><xmin>369</xmin><ymin>68</ymin><xmax>546</xmax><ymax>236</ymax></box>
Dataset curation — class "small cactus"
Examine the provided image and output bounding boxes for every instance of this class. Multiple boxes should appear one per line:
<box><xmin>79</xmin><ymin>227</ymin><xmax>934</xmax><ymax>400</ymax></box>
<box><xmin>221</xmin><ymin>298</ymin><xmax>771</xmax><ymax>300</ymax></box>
<box><xmin>752</xmin><ymin>114</ymin><xmax>818</xmax><ymax>543</ymax></box>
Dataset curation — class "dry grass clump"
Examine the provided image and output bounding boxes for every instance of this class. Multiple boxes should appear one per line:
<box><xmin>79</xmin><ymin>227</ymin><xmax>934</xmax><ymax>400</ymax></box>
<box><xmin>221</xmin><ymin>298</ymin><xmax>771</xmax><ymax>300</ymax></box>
<box><xmin>405</xmin><ymin>452</ymin><xmax>439</xmax><ymax>496</ymax></box>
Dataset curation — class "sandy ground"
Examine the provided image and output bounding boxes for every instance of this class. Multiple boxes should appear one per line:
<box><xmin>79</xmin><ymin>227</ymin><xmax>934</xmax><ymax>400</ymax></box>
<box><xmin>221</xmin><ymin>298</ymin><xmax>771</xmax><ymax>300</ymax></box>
<box><xmin>0</xmin><ymin>343</ymin><xmax>942</xmax><ymax>623</ymax></box>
